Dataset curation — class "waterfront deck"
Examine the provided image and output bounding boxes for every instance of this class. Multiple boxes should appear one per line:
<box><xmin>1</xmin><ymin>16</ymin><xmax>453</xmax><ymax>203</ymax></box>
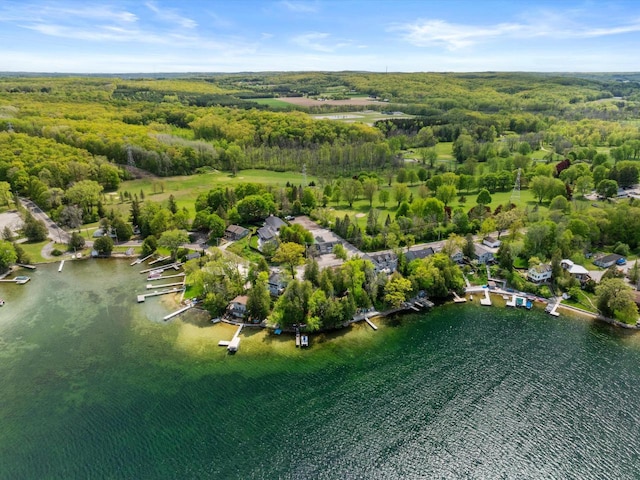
<box><xmin>130</xmin><ymin>254</ymin><xmax>154</xmax><ymax>266</ymax></box>
<box><xmin>139</xmin><ymin>262</ymin><xmax>183</xmax><ymax>274</ymax></box>
<box><xmin>136</xmin><ymin>287</ymin><xmax>184</xmax><ymax>303</ymax></box>
<box><xmin>58</xmin><ymin>260</ymin><xmax>64</xmax><ymax>272</ymax></box>
<box><xmin>163</xmin><ymin>304</ymin><xmax>194</xmax><ymax>321</ymax></box>
<box><xmin>0</xmin><ymin>276</ymin><xmax>31</xmax><ymax>284</ymax></box>
<box><xmin>452</xmin><ymin>291</ymin><xmax>467</xmax><ymax>303</ymax></box>
<box><xmin>364</xmin><ymin>317</ymin><xmax>378</xmax><ymax>330</ymax></box>
<box><xmin>219</xmin><ymin>324</ymin><xmax>243</xmax><ymax>352</ymax></box>
<box><xmin>480</xmin><ymin>289</ymin><xmax>492</xmax><ymax>306</ymax></box>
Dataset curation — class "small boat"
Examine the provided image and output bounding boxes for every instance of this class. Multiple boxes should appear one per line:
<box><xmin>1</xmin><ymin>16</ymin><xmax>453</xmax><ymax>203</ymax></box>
<box><xmin>15</xmin><ymin>276</ymin><xmax>30</xmax><ymax>284</ymax></box>
<box><xmin>147</xmin><ymin>270</ymin><xmax>163</xmax><ymax>280</ymax></box>
<box><xmin>301</xmin><ymin>335</ymin><xmax>309</xmax><ymax>347</ymax></box>
<box><xmin>0</xmin><ymin>299</ymin><xmax>4</xmax><ymax>306</ymax></box>
<box><xmin>295</xmin><ymin>332</ymin><xmax>301</xmax><ymax>347</ymax></box>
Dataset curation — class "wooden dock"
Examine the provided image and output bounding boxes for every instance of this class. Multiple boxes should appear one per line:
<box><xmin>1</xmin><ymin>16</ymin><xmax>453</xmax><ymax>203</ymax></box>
<box><xmin>58</xmin><ymin>260</ymin><xmax>64</xmax><ymax>272</ymax></box>
<box><xmin>16</xmin><ymin>264</ymin><xmax>36</xmax><ymax>270</ymax></box>
<box><xmin>547</xmin><ymin>300</ymin><xmax>561</xmax><ymax>317</ymax></box>
<box><xmin>130</xmin><ymin>254</ymin><xmax>154</xmax><ymax>266</ymax></box>
<box><xmin>146</xmin><ymin>281</ymin><xmax>185</xmax><ymax>290</ymax></box>
<box><xmin>0</xmin><ymin>276</ymin><xmax>31</xmax><ymax>284</ymax></box>
<box><xmin>480</xmin><ymin>289</ymin><xmax>492</xmax><ymax>306</ymax></box>
<box><xmin>163</xmin><ymin>304</ymin><xmax>194</xmax><ymax>321</ymax></box>
<box><xmin>139</xmin><ymin>262</ymin><xmax>182</xmax><ymax>274</ymax></box>
<box><xmin>147</xmin><ymin>273</ymin><xmax>185</xmax><ymax>281</ymax></box>
<box><xmin>452</xmin><ymin>291</ymin><xmax>467</xmax><ymax>303</ymax></box>
<box><xmin>148</xmin><ymin>255</ymin><xmax>170</xmax><ymax>265</ymax></box>
<box><xmin>219</xmin><ymin>324</ymin><xmax>243</xmax><ymax>352</ymax></box>
<box><xmin>364</xmin><ymin>317</ymin><xmax>378</xmax><ymax>330</ymax></box>
<box><xmin>137</xmin><ymin>287</ymin><xmax>184</xmax><ymax>303</ymax></box>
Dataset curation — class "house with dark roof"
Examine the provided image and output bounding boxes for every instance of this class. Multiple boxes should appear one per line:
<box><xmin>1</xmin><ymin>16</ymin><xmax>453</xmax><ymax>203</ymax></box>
<box><xmin>366</xmin><ymin>251</ymin><xmax>398</xmax><ymax>273</ymax></box>
<box><xmin>474</xmin><ymin>244</ymin><xmax>494</xmax><ymax>264</ymax></box>
<box><xmin>268</xmin><ymin>272</ymin><xmax>287</xmax><ymax>296</ymax></box>
<box><xmin>264</xmin><ymin>215</ymin><xmax>286</xmax><ymax>231</ymax></box>
<box><xmin>450</xmin><ymin>248</ymin><xmax>464</xmax><ymax>264</ymax></box>
<box><xmin>257</xmin><ymin>225</ymin><xmax>278</xmax><ymax>251</ymax></box>
<box><xmin>405</xmin><ymin>247</ymin><xmax>435</xmax><ymax>263</ymax></box>
<box><xmin>225</xmin><ymin>225</ymin><xmax>249</xmax><ymax>241</ymax></box>
<box><xmin>593</xmin><ymin>253</ymin><xmax>624</xmax><ymax>269</ymax></box>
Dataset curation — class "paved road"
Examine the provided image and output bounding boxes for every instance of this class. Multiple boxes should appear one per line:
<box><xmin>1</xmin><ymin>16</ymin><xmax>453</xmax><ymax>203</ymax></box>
<box><xmin>19</xmin><ymin>197</ymin><xmax>71</xmax><ymax>244</ymax></box>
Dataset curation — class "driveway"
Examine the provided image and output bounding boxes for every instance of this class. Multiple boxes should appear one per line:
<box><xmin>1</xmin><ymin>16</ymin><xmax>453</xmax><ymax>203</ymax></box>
<box><xmin>19</xmin><ymin>197</ymin><xmax>71</xmax><ymax>244</ymax></box>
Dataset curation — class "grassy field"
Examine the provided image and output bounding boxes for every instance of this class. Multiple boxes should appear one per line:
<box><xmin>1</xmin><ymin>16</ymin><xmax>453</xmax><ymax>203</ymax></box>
<box><xmin>311</xmin><ymin>111</ymin><xmax>413</xmax><ymax>125</ymax></box>
<box><xmin>251</xmin><ymin>98</ymin><xmax>295</xmax><ymax>109</ymax></box>
<box><xmin>116</xmin><ymin>169</ymin><xmax>315</xmax><ymax>217</ymax></box>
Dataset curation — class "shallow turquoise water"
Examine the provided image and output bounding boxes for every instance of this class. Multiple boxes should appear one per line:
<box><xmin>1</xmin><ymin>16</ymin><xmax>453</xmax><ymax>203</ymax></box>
<box><xmin>1</xmin><ymin>260</ymin><xmax>640</xmax><ymax>479</ymax></box>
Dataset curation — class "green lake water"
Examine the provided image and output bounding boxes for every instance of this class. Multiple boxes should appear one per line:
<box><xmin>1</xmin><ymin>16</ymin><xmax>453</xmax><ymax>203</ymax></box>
<box><xmin>1</xmin><ymin>260</ymin><xmax>640</xmax><ymax>479</ymax></box>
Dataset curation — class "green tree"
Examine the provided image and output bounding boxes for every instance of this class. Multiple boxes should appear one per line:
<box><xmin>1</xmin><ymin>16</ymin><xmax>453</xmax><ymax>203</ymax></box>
<box><xmin>158</xmin><ymin>229</ymin><xmax>190</xmax><ymax>260</ymax></box>
<box><xmin>436</xmin><ymin>184</ymin><xmax>457</xmax><ymax>206</ymax></box>
<box><xmin>22</xmin><ymin>213</ymin><xmax>48</xmax><ymax>242</ymax></box>
<box><xmin>596</xmin><ymin>278</ymin><xmax>638</xmax><ymax>324</ymax></box>
<box><xmin>393</xmin><ymin>184</ymin><xmax>409</xmax><ymax>207</ymax></box>
<box><xmin>384</xmin><ymin>274</ymin><xmax>413</xmax><ymax>307</ymax></box>
<box><xmin>0</xmin><ymin>240</ymin><xmax>17</xmax><ymax>273</ymax></box>
<box><xmin>273</xmin><ymin>242</ymin><xmax>306</xmax><ymax>277</ymax></box>
<box><xmin>69</xmin><ymin>231</ymin><xmax>86</xmax><ymax>250</ymax></box>
<box><xmin>378</xmin><ymin>189</ymin><xmax>390</xmax><ymax>207</ymax></box>
<box><xmin>596</xmin><ymin>179</ymin><xmax>618</xmax><ymax>200</ymax></box>
<box><xmin>247</xmin><ymin>272</ymin><xmax>271</xmax><ymax>321</ymax></box>
<box><xmin>341</xmin><ymin>179</ymin><xmax>362</xmax><ymax>208</ymax></box>
<box><xmin>362</xmin><ymin>179</ymin><xmax>378</xmax><ymax>207</ymax></box>
<box><xmin>476</xmin><ymin>188</ymin><xmax>492</xmax><ymax>206</ymax></box>
<box><xmin>93</xmin><ymin>236</ymin><xmax>114</xmax><ymax>256</ymax></box>
<box><xmin>141</xmin><ymin>235</ymin><xmax>157</xmax><ymax>256</ymax></box>
<box><xmin>396</xmin><ymin>168</ymin><xmax>408</xmax><ymax>184</ymax></box>
<box><xmin>0</xmin><ymin>181</ymin><xmax>12</xmax><ymax>207</ymax></box>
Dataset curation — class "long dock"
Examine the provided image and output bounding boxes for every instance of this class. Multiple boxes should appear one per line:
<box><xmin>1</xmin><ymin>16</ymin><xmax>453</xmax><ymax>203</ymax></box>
<box><xmin>16</xmin><ymin>264</ymin><xmax>36</xmax><ymax>270</ymax></box>
<box><xmin>146</xmin><ymin>282</ymin><xmax>185</xmax><ymax>290</ymax></box>
<box><xmin>364</xmin><ymin>317</ymin><xmax>378</xmax><ymax>330</ymax></box>
<box><xmin>130</xmin><ymin>254</ymin><xmax>154</xmax><ymax>266</ymax></box>
<box><xmin>58</xmin><ymin>260</ymin><xmax>64</xmax><ymax>272</ymax></box>
<box><xmin>147</xmin><ymin>273</ymin><xmax>185</xmax><ymax>281</ymax></box>
<box><xmin>218</xmin><ymin>324</ymin><xmax>243</xmax><ymax>352</ymax></box>
<box><xmin>148</xmin><ymin>255</ymin><xmax>171</xmax><ymax>265</ymax></box>
<box><xmin>480</xmin><ymin>289</ymin><xmax>492</xmax><ymax>306</ymax></box>
<box><xmin>452</xmin><ymin>291</ymin><xmax>467</xmax><ymax>303</ymax></box>
<box><xmin>137</xmin><ymin>287</ymin><xmax>184</xmax><ymax>303</ymax></box>
<box><xmin>163</xmin><ymin>304</ymin><xmax>194</xmax><ymax>321</ymax></box>
<box><xmin>139</xmin><ymin>262</ymin><xmax>182</xmax><ymax>274</ymax></box>
<box><xmin>547</xmin><ymin>300</ymin><xmax>561</xmax><ymax>316</ymax></box>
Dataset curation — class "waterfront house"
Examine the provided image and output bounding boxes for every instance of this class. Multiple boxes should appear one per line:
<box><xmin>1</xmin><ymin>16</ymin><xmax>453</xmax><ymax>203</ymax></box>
<box><xmin>228</xmin><ymin>295</ymin><xmax>248</xmax><ymax>318</ymax></box>
<box><xmin>225</xmin><ymin>225</ymin><xmax>249</xmax><ymax>241</ymax></box>
<box><xmin>593</xmin><ymin>253</ymin><xmax>624</xmax><ymax>269</ymax></box>
<box><xmin>482</xmin><ymin>236</ymin><xmax>501</xmax><ymax>248</ymax></box>
<box><xmin>257</xmin><ymin>225</ymin><xmax>278</xmax><ymax>251</ymax></box>
<box><xmin>365</xmin><ymin>251</ymin><xmax>398</xmax><ymax>273</ymax></box>
<box><xmin>405</xmin><ymin>247</ymin><xmax>435</xmax><ymax>263</ymax></box>
<box><xmin>450</xmin><ymin>248</ymin><xmax>464</xmax><ymax>264</ymax></box>
<box><xmin>527</xmin><ymin>263</ymin><xmax>553</xmax><ymax>283</ymax></box>
<box><xmin>268</xmin><ymin>272</ymin><xmax>287</xmax><ymax>296</ymax></box>
<box><xmin>474</xmin><ymin>244</ymin><xmax>494</xmax><ymax>264</ymax></box>
<box><xmin>264</xmin><ymin>215</ymin><xmax>286</xmax><ymax>232</ymax></box>
<box><xmin>560</xmin><ymin>259</ymin><xmax>590</xmax><ymax>283</ymax></box>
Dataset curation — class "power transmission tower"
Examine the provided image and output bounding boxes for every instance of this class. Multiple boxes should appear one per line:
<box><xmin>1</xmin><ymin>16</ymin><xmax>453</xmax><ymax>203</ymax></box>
<box><xmin>126</xmin><ymin>145</ymin><xmax>135</xmax><ymax>167</ymax></box>
<box><xmin>510</xmin><ymin>168</ymin><xmax>521</xmax><ymax>204</ymax></box>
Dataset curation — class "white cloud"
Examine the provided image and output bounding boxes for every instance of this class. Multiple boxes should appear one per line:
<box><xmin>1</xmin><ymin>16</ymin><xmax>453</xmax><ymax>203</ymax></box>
<box><xmin>291</xmin><ymin>32</ymin><xmax>353</xmax><ymax>52</ymax></box>
<box><xmin>279</xmin><ymin>1</ymin><xmax>319</xmax><ymax>13</ymax></box>
<box><xmin>145</xmin><ymin>1</ymin><xmax>197</xmax><ymax>29</ymax></box>
<box><xmin>392</xmin><ymin>15</ymin><xmax>640</xmax><ymax>50</ymax></box>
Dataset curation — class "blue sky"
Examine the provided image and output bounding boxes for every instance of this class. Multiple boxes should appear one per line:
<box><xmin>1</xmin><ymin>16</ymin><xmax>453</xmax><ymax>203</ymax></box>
<box><xmin>1</xmin><ymin>0</ymin><xmax>639</xmax><ymax>73</ymax></box>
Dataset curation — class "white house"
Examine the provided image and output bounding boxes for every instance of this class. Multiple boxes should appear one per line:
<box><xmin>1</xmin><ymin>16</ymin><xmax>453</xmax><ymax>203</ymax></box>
<box><xmin>483</xmin><ymin>236</ymin><xmax>501</xmax><ymax>248</ymax></box>
<box><xmin>561</xmin><ymin>259</ymin><xmax>590</xmax><ymax>282</ymax></box>
<box><xmin>527</xmin><ymin>263</ymin><xmax>552</xmax><ymax>283</ymax></box>
<box><xmin>228</xmin><ymin>295</ymin><xmax>248</xmax><ymax>318</ymax></box>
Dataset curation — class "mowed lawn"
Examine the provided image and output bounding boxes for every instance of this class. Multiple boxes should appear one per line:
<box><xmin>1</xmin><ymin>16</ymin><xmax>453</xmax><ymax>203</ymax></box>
<box><xmin>115</xmin><ymin>169</ymin><xmax>315</xmax><ymax>217</ymax></box>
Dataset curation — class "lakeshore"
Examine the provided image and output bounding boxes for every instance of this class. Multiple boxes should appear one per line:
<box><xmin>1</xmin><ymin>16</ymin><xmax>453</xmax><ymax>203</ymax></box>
<box><xmin>2</xmin><ymin>261</ymin><xmax>640</xmax><ymax>479</ymax></box>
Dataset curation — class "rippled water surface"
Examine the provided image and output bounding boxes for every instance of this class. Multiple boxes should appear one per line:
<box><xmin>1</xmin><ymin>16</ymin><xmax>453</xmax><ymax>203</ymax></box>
<box><xmin>1</xmin><ymin>260</ymin><xmax>640</xmax><ymax>479</ymax></box>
